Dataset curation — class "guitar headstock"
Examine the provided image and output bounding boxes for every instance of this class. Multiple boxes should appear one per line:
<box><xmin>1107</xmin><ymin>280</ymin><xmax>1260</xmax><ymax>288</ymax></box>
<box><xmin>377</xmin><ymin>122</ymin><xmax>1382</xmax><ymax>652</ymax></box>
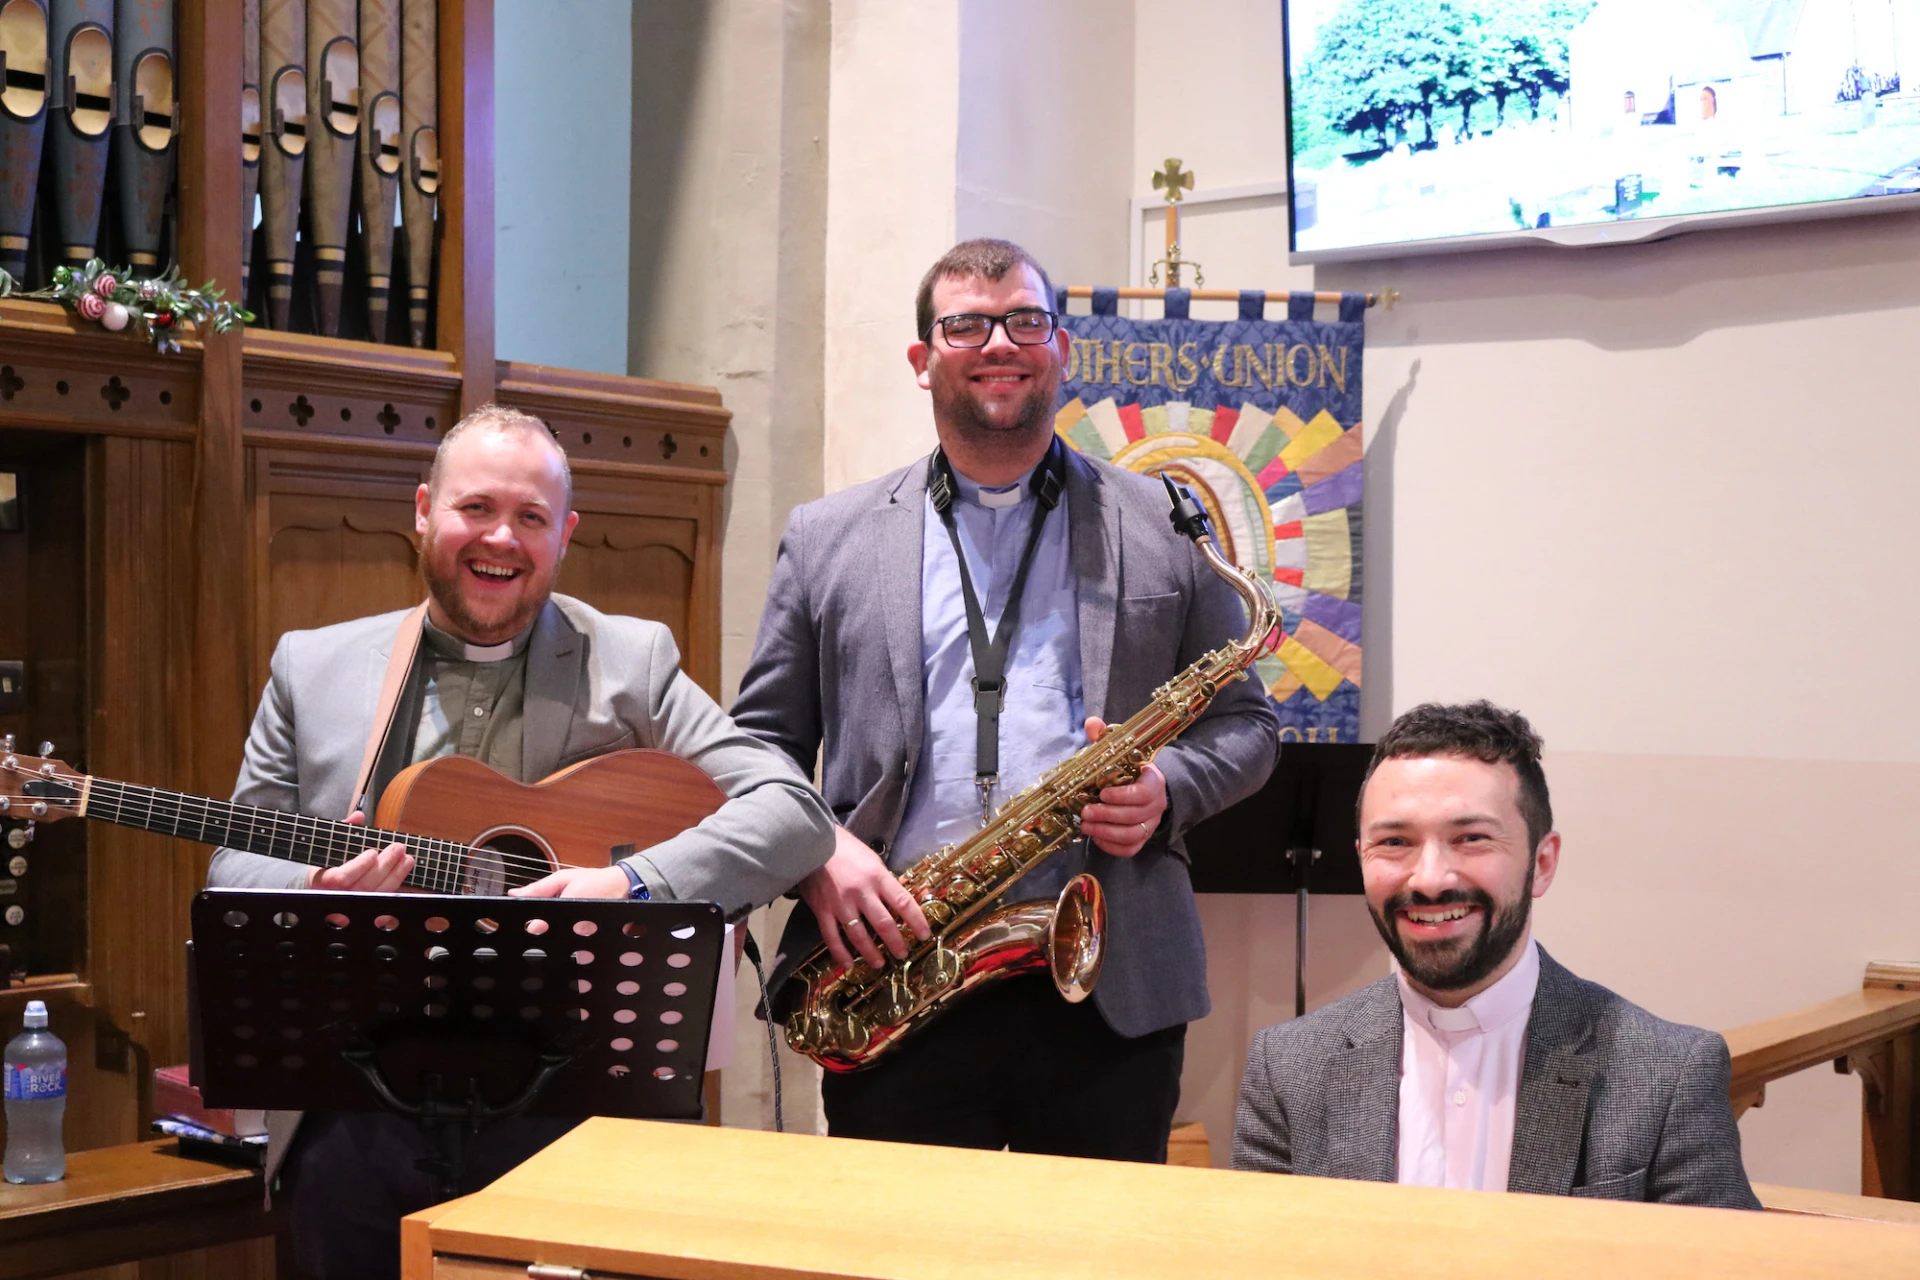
<box><xmin>0</xmin><ymin>740</ymin><xmax>84</xmax><ymax>824</ymax></box>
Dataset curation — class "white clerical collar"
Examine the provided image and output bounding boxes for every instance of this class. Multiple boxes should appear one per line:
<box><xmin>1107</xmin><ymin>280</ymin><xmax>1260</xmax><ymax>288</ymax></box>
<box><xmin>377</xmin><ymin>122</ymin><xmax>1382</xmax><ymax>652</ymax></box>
<box><xmin>423</xmin><ymin>615</ymin><xmax>535</xmax><ymax>663</ymax></box>
<box><xmin>1396</xmin><ymin>935</ymin><xmax>1540</xmax><ymax>1036</ymax></box>
<box><xmin>948</xmin><ymin>460</ymin><xmax>1040</xmax><ymax>510</ymax></box>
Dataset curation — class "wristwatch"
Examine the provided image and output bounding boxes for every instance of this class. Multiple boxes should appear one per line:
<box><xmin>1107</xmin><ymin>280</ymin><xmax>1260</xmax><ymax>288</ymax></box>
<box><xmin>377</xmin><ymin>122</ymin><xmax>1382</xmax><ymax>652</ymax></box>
<box><xmin>616</xmin><ymin>860</ymin><xmax>652</xmax><ymax>901</ymax></box>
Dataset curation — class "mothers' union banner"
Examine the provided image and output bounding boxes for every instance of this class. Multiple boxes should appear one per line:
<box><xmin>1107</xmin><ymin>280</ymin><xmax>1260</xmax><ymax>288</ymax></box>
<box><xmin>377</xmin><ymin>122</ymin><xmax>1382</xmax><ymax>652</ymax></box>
<box><xmin>1053</xmin><ymin>288</ymin><xmax>1365</xmax><ymax>743</ymax></box>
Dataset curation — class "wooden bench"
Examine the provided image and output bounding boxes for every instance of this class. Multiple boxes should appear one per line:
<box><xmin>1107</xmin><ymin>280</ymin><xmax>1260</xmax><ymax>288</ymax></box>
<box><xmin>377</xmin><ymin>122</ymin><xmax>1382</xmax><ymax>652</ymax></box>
<box><xmin>1725</xmin><ymin>961</ymin><xmax>1920</xmax><ymax>1200</ymax></box>
<box><xmin>0</xmin><ymin>1140</ymin><xmax>288</xmax><ymax>1279</ymax></box>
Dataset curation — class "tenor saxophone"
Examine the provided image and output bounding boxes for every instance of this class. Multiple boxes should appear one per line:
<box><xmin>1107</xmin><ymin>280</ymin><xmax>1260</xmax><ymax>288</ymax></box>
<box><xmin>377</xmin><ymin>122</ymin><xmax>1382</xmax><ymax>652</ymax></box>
<box><xmin>784</xmin><ymin>477</ymin><xmax>1280</xmax><ymax>1072</ymax></box>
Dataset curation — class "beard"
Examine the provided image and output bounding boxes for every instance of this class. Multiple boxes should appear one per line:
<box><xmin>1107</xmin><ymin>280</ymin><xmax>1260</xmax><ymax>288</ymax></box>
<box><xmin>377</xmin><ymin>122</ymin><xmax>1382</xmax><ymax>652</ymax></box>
<box><xmin>1367</xmin><ymin>860</ymin><xmax>1535</xmax><ymax>993</ymax></box>
<box><xmin>419</xmin><ymin>530</ymin><xmax>556</xmax><ymax>644</ymax></box>
<box><xmin>931</xmin><ymin>357</ymin><xmax>1059</xmax><ymax>453</ymax></box>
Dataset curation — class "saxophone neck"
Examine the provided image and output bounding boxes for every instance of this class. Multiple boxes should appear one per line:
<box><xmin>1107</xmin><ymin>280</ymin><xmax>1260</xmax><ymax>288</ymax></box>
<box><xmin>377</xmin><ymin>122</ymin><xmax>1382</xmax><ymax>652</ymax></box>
<box><xmin>1195</xmin><ymin>532</ymin><xmax>1280</xmax><ymax>659</ymax></box>
<box><xmin>1161</xmin><ymin>475</ymin><xmax>1278</xmax><ymax>660</ymax></box>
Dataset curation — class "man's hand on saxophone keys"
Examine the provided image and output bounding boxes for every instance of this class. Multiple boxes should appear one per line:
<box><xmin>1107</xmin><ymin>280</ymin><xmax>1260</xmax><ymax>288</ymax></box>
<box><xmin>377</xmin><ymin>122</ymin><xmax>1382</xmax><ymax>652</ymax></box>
<box><xmin>1078</xmin><ymin>716</ymin><xmax>1168</xmax><ymax>859</ymax></box>
<box><xmin>799</xmin><ymin>825</ymin><xmax>933</xmax><ymax>971</ymax></box>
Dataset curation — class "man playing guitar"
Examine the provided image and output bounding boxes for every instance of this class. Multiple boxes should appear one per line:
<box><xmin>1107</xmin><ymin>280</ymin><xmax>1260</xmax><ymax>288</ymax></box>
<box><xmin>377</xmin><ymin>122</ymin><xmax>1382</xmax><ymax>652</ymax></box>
<box><xmin>207</xmin><ymin>404</ymin><xmax>834</xmax><ymax>1280</ymax></box>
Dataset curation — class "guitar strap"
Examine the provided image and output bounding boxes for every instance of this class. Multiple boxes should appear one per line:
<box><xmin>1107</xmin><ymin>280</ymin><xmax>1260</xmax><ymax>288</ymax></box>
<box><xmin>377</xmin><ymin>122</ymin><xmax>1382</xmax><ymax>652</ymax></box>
<box><xmin>349</xmin><ymin>601</ymin><xmax>430</xmax><ymax>818</ymax></box>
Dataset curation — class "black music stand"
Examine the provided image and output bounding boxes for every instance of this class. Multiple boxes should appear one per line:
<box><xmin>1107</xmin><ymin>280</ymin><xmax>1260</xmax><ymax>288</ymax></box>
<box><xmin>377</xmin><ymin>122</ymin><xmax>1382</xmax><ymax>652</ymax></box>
<box><xmin>187</xmin><ymin>889</ymin><xmax>725</xmax><ymax>1199</ymax></box>
<box><xmin>1184</xmin><ymin>742</ymin><xmax>1372</xmax><ymax>1017</ymax></box>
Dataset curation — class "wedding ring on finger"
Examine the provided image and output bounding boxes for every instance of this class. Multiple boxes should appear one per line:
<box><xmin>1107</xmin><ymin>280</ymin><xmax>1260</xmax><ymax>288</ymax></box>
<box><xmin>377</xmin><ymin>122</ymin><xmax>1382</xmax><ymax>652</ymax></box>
<box><xmin>843</xmin><ymin>917</ymin><xmax>866</xmax><ymax>932</ymax></box>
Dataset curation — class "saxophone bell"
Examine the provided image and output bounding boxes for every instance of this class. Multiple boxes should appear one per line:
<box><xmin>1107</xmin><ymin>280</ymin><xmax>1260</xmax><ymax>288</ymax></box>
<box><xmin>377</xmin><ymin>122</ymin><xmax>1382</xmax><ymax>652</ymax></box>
<box><xmin>1047</xmin><ymin>872</ymin><xmax>1106</xmax><ymax>1002</ymax></box>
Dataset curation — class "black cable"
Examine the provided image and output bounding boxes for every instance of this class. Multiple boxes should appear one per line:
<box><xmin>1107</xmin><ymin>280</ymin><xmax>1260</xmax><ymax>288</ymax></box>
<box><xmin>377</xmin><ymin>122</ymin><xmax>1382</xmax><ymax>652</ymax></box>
<box><xmin>740</xmin><ymin>928</ymin><xmax>783</xmax><ymax>1133</ymax></box>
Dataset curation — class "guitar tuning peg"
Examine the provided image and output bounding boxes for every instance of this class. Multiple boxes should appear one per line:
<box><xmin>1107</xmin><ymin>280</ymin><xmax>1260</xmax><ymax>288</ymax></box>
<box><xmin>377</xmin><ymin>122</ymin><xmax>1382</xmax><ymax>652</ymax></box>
<box><xmin>36</xmin><ymin>743</ymin><xmax>52</xmax><ymax>758</ymax></box>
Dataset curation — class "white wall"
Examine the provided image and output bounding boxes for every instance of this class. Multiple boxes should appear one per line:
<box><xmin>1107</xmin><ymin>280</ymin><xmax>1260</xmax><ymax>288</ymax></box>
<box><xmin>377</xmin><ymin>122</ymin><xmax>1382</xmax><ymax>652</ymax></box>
<box><xmin>494</xmin><ymin>0</ymin><xmax>632</xmax><ymax>374</ymax></box>
<box><xmin>956</xmin><ymin>0</ymin><xmax>1134</xmax><ymax>290</ymax></box>
<box><xmin>1136</xmin><ymin>0</ymin><xmax>1920</xmax><ymax>1190</ymax></box>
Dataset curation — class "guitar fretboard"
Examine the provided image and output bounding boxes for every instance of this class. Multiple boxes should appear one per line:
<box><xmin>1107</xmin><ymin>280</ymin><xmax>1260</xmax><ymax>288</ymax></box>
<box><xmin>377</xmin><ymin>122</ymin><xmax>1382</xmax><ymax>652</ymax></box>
<box><xmin>82</xmin><ymin>779</ymin><xmax>506</xmax><ymax>894</ymax></box>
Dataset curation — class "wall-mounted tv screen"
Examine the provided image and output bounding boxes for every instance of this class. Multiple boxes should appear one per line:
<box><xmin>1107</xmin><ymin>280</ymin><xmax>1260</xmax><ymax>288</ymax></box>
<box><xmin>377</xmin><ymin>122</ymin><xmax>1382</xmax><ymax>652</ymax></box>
<box><xmin>1284</xmin><ymin>0</ymin><xmax>1920</xmax><ymax>261</ymax></box>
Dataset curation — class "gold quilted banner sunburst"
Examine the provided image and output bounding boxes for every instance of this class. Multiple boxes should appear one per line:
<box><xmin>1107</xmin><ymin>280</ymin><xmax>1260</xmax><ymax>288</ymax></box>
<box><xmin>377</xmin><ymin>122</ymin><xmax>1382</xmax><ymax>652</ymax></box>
<box><xmin>1054</xmin><ymin>289</ymin><xmax>1366</xmax><ymax>743</ymax></box>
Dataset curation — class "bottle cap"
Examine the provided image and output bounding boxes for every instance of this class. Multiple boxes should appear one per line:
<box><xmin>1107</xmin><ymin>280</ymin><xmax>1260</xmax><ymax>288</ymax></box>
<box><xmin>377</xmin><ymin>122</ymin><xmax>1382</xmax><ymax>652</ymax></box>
<box><xmin>22</xmin><ymin>1000</ymin><xmax>46</xmax><ymax>1029</ymax></box>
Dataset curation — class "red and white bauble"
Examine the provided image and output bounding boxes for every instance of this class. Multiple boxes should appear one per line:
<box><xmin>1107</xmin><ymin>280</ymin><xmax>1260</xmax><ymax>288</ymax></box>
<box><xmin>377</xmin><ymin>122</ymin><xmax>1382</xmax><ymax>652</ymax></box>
<box><xmin>76</xmin><ymin>292</ymin><xmax>106</xmax><ymax>322</ymax></box>
<box><xmin>92</xmin><ymin>273</ymin><xmax>119</xmax><ymax>298</ymax></box>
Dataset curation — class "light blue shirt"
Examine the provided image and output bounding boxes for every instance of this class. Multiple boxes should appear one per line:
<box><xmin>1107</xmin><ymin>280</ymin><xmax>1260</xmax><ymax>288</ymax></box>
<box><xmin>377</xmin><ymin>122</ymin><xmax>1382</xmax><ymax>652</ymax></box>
<box><xmin>891</xmin><ymin>458</ymin><xmax>1085</xmax><ymax>904</ymax></box>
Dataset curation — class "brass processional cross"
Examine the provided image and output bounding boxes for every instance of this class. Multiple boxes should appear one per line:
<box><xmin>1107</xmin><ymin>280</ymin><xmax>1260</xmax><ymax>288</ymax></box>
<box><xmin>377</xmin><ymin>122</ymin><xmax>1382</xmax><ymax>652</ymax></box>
<box><xmin>1148</xmin><ymin>158</ymin><xmax>1202</xmax><ymax>288</ymax></box>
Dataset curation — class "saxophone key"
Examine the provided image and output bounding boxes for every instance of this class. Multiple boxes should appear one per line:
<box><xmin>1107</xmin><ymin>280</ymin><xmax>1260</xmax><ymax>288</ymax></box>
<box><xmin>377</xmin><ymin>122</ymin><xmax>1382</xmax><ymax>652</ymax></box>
<box><xmin>830</xmin><ymin>1011</ymin><xmax>871</xmax><ymax>1056</ymax></box>
<box><xmin>907</xmin><ymin>943</ymin><xmax>963</xmax><ymax>998</ymax></box>
<box><xmin>920</xmin><ymin>898</ymin><xmax>954</xmax><ymax>927</ymax></box>
<box><xmin>786</xmin><ymin>1009</ymin><xmax>828</xmax><ymax>1055</ymax></box>
<box><xmin>942</xmin><ymin>875</ymin><xmax>981</xmax><ymax>904</ymax></box>
<box><xmin>878</xmin><ymin>971</ymin><xmax>916</xmax><ymax>1023</ymax></box>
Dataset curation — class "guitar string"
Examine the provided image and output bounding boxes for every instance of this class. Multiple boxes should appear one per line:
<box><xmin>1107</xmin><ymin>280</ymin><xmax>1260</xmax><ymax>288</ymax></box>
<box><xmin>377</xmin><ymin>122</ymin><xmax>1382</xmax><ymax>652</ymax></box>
<box><xmin>9</xmin><ymin>764</ymin><xmax>563</xmax><ymax>892</ymax></box>
<box><xmin>14</xmin><ymin>764</ymin><xmax>556</xmax><ymax>885</ymax></box>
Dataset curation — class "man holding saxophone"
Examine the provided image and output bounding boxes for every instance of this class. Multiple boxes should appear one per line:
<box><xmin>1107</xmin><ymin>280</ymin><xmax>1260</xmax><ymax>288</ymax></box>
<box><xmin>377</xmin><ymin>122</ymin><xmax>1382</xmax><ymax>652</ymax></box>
<box><xmin>734</xmin><ymin>239</ymin><xmax>1279</xmax><ymax>1161</ymax></box>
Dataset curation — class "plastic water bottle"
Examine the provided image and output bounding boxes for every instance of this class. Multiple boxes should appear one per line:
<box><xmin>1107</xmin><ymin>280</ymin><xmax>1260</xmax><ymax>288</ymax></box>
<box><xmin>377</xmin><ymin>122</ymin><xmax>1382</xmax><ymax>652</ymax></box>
<box><xmin>3</xmin><ymin>1000</ymin><xmax>65</xmax><ymax>1183</ymax></box>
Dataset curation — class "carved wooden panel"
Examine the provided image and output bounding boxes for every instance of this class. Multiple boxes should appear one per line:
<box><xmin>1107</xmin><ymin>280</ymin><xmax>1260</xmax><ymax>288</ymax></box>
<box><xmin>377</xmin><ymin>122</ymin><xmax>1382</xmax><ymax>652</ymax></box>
<box><xmin>498</xmin><ymin>361</ymin><xmax>728</xmax><ymax>476</ymax></box>
<box><xmin>83</xmin><ymin>434</ymin><xmax>202</xmax><ymax>1160</ymax></box>
<box><xmin>0</xmin><ymin>302</ymin><xmax>199</xmax><ymax>440</ymax></box>
<box><xmin>249</xmin><ymin>448</ymin><xmax>724</xmax><ymax>699</ymax></box>
<box><xmin>564</xmin><ymin>468</ymin><xmax>722</xmax><ymax>697</ymax></box>
<box><xmin>559</xmin><ymin>513</ymin><xmax>696</xmax><ymax>657</ymax></box>
<box><xmin>251</xmin><ymin>448</ymin><xmax>429</xmax><ymax>689</ymax></box>
<box><xmin>243</xmin><ymin>330</ymin><xmax>462</xmax><ymax>450</ymax></box>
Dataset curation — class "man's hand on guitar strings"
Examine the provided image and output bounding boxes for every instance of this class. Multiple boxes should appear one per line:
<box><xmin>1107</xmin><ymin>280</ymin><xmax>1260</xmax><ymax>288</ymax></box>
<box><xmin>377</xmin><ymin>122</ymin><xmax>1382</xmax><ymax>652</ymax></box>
<box><xmin>309</xmin><ymin>812</ymin><xmax>414</xmax><ymax>891</ymax></box>
<box><xmin>509</xmin><ymin>864</ymin><xmax>632</xmax><ymax>899</ymax></box>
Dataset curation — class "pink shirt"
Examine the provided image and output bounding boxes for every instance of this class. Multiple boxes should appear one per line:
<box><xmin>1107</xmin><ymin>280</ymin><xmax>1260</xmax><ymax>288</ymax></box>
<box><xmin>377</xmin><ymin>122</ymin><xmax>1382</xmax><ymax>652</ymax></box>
<box><xmin>1393</xmin><ymin>937</ymin><xmax>1540</xmax><ymax>1192</ymax></box>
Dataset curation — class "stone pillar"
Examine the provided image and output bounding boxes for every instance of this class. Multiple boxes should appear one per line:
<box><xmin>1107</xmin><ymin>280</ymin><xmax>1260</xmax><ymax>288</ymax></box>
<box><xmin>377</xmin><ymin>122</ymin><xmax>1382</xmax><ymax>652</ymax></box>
<box><xmin>628</xmin><ymin>0</ymin><xmax>832</xmax><ymax>1135</ymax></box>
<box><xmin>820</xmin><ymin>0</ymin><xmax>963</xmax><ymax>491</ymax></box>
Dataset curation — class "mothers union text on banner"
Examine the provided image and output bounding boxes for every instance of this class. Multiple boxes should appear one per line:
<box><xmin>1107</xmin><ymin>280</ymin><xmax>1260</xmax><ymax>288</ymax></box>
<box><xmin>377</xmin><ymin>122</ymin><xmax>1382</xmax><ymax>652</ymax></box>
<box><xmin>1052</xmin><ymin>289</ymin><xmax>1365</xmax><ymax>743</ymax></box>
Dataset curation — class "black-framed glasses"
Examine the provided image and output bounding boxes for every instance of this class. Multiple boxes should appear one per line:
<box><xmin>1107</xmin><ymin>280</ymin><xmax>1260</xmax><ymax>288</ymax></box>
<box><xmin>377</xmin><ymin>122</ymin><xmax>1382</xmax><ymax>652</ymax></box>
<box><xmin>925</xmin><ymin>309</ymin><xmax>1059</xmax><ymax>348</ymax></box>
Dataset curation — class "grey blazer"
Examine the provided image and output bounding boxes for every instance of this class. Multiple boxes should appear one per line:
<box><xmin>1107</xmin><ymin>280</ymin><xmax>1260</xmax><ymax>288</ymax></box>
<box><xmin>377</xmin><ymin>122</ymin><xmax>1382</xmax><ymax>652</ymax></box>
<box><xmin>732</xmin><ymin>447</ymin><xmax>1280</xmax><ymax>1038</ymax></box>
<box><xmin>208</xmin><ymin>593</ymin><xmax>835</xmax><ymax>914</ymax></box>
<box><xmin>1231</xmin><ymin>948</ymin><xmax>1762</xmax><ymax>1209</ymax></box>
<box><xmin>209</xmin><ymin>594</ymin><xmax>835</xmax><ymax>1189</ymax></box>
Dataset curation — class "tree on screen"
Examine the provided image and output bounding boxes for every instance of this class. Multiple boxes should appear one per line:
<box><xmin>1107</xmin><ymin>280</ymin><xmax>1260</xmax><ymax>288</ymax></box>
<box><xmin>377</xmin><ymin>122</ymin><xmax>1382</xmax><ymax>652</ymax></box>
<box><xmin>1485</xmin><ymin>0</ymin><xmax>1592</xmax><ymax>122</ymax></box>
<box><xmin>1295</xmin><ymin>0</ymin><xmax>1595</xmax><ymax>159</ymax></box>
<box><xmin>1293</xmin><ymin>0</ymin><xmax>1455</xmax><ymax>154</ymax></box>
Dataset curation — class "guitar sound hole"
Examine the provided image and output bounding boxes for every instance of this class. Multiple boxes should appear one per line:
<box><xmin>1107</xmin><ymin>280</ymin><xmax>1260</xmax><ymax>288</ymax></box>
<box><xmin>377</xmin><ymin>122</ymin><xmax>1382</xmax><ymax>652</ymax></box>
<box><xmin>463</xmin><ymin>833</ymin><xmax>551</xmax><ymax>895</ymax></box>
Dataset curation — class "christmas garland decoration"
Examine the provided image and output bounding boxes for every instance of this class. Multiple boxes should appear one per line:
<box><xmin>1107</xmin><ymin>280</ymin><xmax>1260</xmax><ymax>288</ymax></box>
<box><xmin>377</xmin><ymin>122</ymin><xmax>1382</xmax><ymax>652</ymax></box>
<box><xmin>0</xmin><ymin>259</ymin><xmax>252</xmax><ymax>354</ymax></box>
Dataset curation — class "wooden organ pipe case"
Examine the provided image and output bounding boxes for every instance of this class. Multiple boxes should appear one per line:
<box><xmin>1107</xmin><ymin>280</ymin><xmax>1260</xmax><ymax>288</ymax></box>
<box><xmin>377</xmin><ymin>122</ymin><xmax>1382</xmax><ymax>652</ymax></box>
<box><xmin>0</xmin><ymin>8</ymin><xmax>729</xmax><ymax>1278</ymax></box>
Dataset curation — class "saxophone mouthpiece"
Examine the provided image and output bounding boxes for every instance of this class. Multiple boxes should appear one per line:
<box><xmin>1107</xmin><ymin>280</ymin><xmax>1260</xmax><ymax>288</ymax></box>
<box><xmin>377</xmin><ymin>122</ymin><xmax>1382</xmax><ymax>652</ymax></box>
<box><xmin>1163</xmin><ymin>475</ymin><xmax>1213</xmax><ymax>543</ymax></box>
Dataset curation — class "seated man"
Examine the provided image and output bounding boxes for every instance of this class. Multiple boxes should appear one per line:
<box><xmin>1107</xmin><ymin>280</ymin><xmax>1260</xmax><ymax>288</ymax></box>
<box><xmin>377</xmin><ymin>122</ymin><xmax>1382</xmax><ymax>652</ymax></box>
<box><xmin>1232</xmin><ymin>701</ymin><xmax>1759</xmax><ymax>1208</ymax></box>
<box><xmin>208</xmin><ymin>404</ymin><xmax>836</xmax><ymax>1279</ymax></box>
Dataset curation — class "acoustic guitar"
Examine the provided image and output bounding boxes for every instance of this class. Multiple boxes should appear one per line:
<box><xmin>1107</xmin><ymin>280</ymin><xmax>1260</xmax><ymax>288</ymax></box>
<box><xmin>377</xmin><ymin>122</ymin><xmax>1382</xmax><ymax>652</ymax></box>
<box><xmin>0</xmin><ymin>741</ymin><xmax>725</xmax><ymax>893</ymax></box>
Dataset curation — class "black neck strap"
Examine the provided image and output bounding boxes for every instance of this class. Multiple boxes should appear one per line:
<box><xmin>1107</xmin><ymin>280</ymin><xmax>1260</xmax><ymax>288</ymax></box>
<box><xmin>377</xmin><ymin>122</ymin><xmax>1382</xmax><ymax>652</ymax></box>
<box><xmin>927</xmin><ymin>437</ymin><xmax>1066</xmax><ymax>824</ymax></box>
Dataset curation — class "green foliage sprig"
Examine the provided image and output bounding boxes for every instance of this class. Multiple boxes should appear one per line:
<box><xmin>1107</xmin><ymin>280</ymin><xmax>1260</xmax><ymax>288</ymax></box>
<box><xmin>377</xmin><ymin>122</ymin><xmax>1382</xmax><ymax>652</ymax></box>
<box><xmin>0</xmin><ymin>259</ymin><xmax>253</xmax><ymax>354</ymax></box>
